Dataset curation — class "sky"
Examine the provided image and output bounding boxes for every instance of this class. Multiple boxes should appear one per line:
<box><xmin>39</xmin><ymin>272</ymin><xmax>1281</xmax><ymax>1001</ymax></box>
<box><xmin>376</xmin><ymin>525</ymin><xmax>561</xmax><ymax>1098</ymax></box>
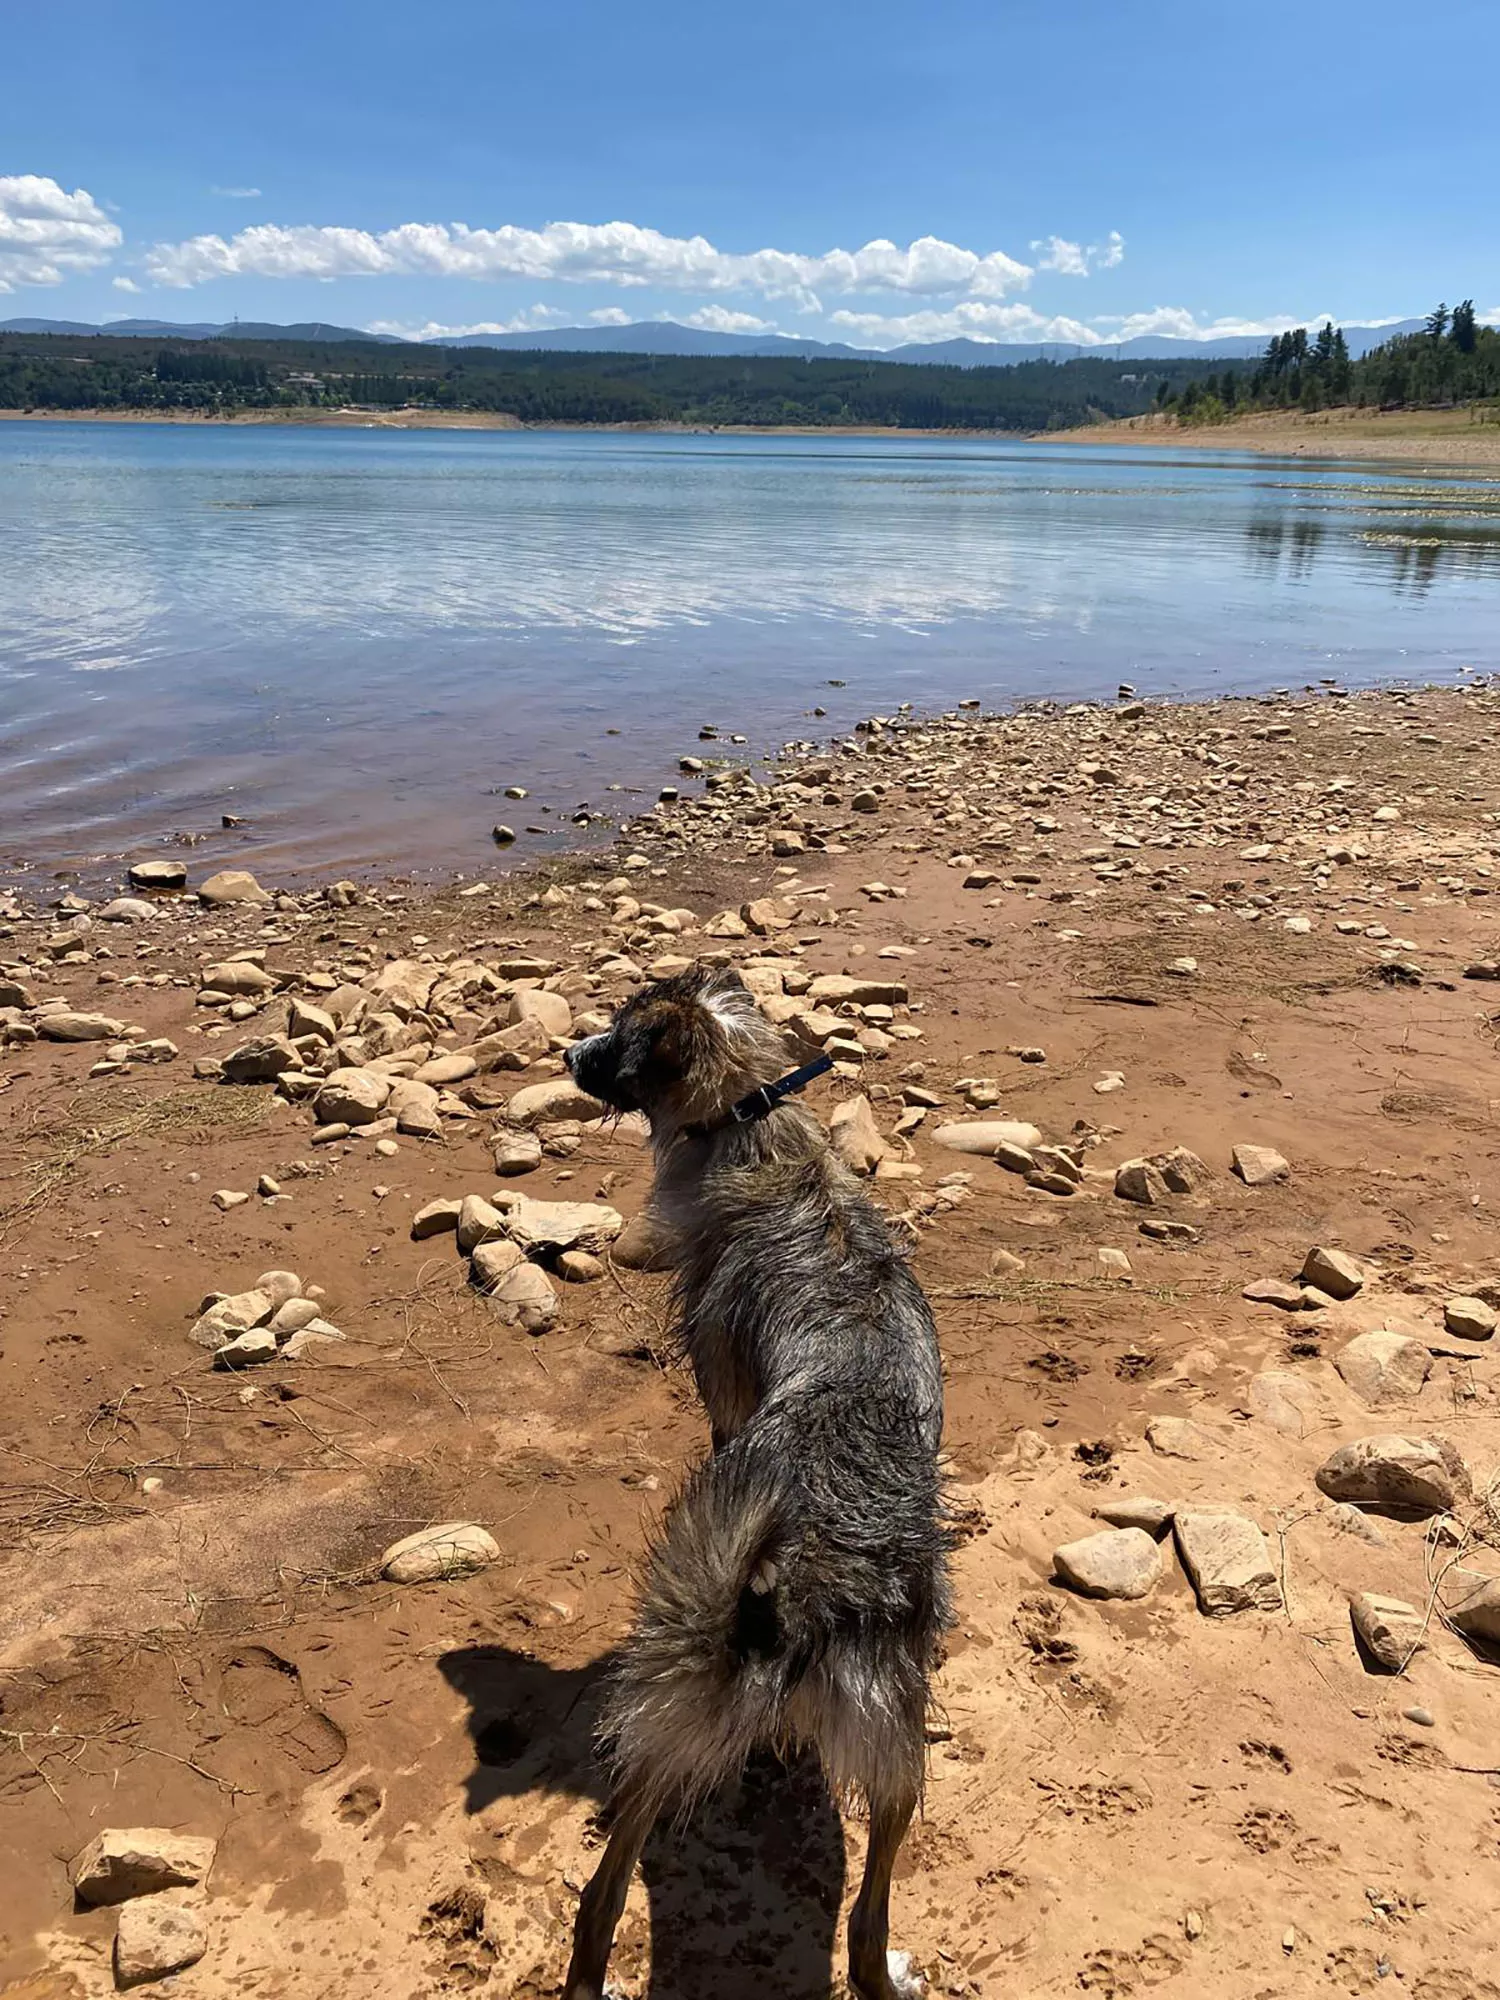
<box><xmin>3</xmin><ymin>0</ymin><xmax>1498</xmax><ymax>349</ymax></box>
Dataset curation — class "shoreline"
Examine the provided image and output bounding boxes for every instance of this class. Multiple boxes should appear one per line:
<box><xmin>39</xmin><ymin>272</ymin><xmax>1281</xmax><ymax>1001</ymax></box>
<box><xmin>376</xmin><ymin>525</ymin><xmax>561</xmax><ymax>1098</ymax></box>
<box><xmin>1047</xmin><ymin>405</ymin><xmax>1500</xmax><ymax>469</ymax></box>
<box><xmin>6</xmin><ymin>677</ymin><xmax>1500</xmax><ymax>1991</ymax></box>
<box><xmin>3</xmin><ymin>400</ymin><xmax>1500</xmax><ymax>465</ymax></box>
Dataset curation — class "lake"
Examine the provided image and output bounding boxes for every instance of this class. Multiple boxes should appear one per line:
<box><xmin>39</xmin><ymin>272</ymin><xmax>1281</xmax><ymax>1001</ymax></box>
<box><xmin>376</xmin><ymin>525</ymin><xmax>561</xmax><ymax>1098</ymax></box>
<box><xmin>2</xmin><ymin>420</ymin><xmax>1498</xmax><ymax>883</ymax></box>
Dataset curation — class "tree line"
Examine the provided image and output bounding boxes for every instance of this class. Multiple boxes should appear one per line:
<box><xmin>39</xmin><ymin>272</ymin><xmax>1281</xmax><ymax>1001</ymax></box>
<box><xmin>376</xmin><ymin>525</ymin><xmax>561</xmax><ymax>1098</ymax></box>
<box><xmin>1162</xmin><ymin>300</ymin><xmax>1498</xmax><ymax>424</ymax></box>
<box><xmin>0</xmin><ymin>332</ymin><xmax>1253</xmax><ymax>431</ymax></box>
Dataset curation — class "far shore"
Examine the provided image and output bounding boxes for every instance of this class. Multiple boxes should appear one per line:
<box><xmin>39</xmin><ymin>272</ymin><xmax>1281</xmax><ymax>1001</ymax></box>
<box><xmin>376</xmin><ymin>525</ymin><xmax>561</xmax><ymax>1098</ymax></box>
<box><xmin>4</xmin><ymin>400</ymin><xmax>1499</xmax><ymax>468</ymax></box>
<box><xmin>1047</xmin><ymin>404</ymin><xmax>1500</xmax><ymax>468</ymax></box>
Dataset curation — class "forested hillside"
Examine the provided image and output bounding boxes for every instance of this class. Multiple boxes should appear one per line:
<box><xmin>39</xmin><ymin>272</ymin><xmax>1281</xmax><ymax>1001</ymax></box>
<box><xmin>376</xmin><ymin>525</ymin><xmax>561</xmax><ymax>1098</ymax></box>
<box><xmin>0</xmin><ymin>331</ymin><xmax>1238</xmax><ymax>431</ymax></box>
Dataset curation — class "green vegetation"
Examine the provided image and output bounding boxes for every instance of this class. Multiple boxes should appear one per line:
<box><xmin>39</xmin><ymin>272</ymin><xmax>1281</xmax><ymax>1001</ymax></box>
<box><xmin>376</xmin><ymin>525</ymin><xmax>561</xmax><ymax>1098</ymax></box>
<box><xmin>0</xmin><ymin>330</ymin><xmax>1247</xmax><ymax>432</ymax></box>
<box><xmin>1164</xmin><ymin>301</ymin><xmax>1500</xmax><ymax>425</ymax></box>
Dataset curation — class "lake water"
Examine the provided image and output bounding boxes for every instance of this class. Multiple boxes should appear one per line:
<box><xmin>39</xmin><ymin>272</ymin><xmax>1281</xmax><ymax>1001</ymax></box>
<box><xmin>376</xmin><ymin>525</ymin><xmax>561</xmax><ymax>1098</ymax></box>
<box><xmin>2</xmin><ymin>420</ymin><xmax>1498</xmax><ymax>883</ymax></box>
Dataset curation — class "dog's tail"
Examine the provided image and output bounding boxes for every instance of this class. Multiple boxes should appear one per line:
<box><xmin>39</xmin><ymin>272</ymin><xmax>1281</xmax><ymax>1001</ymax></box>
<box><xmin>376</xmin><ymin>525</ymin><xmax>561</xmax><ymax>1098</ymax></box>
<box><xmin>601</xmin><ymin>1442</ymin><xmax>797</xmax><ymax>1815</ymax></box>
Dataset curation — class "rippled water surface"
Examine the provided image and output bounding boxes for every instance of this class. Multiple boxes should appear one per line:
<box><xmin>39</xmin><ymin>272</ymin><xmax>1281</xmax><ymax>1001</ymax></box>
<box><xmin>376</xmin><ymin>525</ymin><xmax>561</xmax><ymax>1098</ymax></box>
<box><xmin>2</xmin><ymin>421</ymin><xmax>1498</xmax><ymax>878</ymax></box>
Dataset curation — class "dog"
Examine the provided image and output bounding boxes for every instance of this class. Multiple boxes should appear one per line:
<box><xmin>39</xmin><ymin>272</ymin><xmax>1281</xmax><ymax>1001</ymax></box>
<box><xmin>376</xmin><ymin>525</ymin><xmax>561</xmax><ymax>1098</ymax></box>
<box><xmin>562</xmin><ymin>960</ymin><xmax>951</xmax><ymax>2000</ymax></box>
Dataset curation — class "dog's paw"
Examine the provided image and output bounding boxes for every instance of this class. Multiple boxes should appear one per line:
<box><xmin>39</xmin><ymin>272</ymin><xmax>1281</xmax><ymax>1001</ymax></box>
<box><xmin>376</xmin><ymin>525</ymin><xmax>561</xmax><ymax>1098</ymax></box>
<box><xmin>886</xmin><ymin>1951</ymin><xmax>926</xmax><ymax>1999</ymax></box>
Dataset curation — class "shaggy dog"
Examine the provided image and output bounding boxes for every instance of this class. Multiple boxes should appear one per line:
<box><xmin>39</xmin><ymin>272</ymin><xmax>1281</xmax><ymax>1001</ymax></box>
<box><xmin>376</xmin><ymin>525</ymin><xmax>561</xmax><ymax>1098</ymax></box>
<box><xmin>561</xmin><ymin>962</ymin><xmax>950</xmax><ymax>2000</ymax></box>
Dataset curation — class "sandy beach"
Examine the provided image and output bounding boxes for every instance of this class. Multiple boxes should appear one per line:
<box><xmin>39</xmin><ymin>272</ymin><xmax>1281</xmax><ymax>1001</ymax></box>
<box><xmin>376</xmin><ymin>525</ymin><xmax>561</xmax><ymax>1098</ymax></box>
<box><xmin>5</xmin><ymin>680</ymin><xmax>1500</xmax><ymax>1996</ymax></box>
<box><xmin>1051</xmin><ymin>406</ymin><xmax>1500</xmax><ymax>469</ymax></box>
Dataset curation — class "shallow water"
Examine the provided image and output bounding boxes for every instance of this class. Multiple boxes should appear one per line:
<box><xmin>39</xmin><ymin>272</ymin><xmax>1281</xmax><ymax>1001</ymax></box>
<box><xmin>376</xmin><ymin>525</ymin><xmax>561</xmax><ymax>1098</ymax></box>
<box><xmin>2</xmin><ymin>422</ymin><xmax>1498</xmax><ymax>881</ymax></box>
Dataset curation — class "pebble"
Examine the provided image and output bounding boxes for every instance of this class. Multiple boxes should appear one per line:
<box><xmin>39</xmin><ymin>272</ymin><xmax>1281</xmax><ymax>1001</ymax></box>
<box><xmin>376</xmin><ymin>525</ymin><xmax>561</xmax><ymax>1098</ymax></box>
<box><xmin>1402</xmin><ymin>1705</ymin><xmax>1435</xmax><ymax>1727</ymax></box>
<box><xmin>1052</xmin><ymin>1526</ymin><xmax>1165</xmax><ymax>1600</ymax></box>
<box><xmin>493</xmin><ymin>1131</ymin><xmax>545</xmax><ymax>1177</ymax></box>
<box><xmin>558</xmin><ymin>1249</ymin><xmax>606</xmax><ymax>1283</ymax></box>
<box><xmin>214</xmin><ymin>1329</ymin><xmax>278</xmax><ymax>1368</ymax></box>
<box><xmin>470</xmin><ymin>1237</ymin><xmax>526</xmax><ymax>1291</ymax></box>
<box><xmin>1093</xmin><ymin>1496</ymin><xmax>1173</xmax><ymax>1534</ymax></box>
<box><xmin>457</xmin><ymin>1194</ymin><xmax>511</xmax><ymax>1253</ymax></box>
<box><xmin>312</xmin><ymin>1067</ymin><xmax>392</xmax><ymax>1127</ymax></box>
<box><xmin>931</xmin><ymin>1118</ymin><xmax>1043</xmax><ymax>1157</ymax></box>
<box><xmin>506</xmin><ymin>1078</ymin><xmax>605</xmax><ymax>1126</ymax></box>
<box><xmin>1115</xmin><ymin>1159</ymin><xmax>1169</xmax><ymax>1205</ymax></box>
<box><xmin>411</xmin><ymin>1198</ymin><xmax>463</xmax><ymax>1240</ymax></box>
<box><xmin>484</xmin><ymin>1257</ymin><xmax>560</xmax><ymax>1332</ymax></box>
<box><xmin>212</xmin><ymin>1189</ymin><xmax>250</xmax><ymax>1212</ymax></box>
<box><xmin>381</xmin><ymin>1521</ymin><xmax>500</xmax><ymax>1583</ymax></box>
<box><xmin>1242</xmin><ymin>1277</ymin><xmax>1305</xmax><ymax>1310</ymax></box>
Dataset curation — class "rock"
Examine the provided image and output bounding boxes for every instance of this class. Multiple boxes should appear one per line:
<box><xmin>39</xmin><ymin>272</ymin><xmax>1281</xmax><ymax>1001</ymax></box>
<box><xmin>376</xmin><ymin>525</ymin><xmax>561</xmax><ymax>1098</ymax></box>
<box><xmin>507</xmin><ymin>987</ymin><xmax>573</xmax><ymax>1038</ymax></box>
<box><xmin>1145</xmin><ymin>1415</ymin><xmax>1215</xmax><ymax>1460</ymax></box>
<box><xmin>1098</xmin><ymin>1247</ymin><xmax>1133</xmax><ymax>1278</ymax></box>
<box><xmin>212</xmin><ymin>1189</ymin><xmax>250</xmax><ymax>1212</ymax></box>
<box><xmin>254</xmin><ymin>1269</ymin><xmax>302</xmax><ymax>1308</ymax></box>
<box><xmin>502</xmin><ymin>1196</ymin><xmax>623</xmax><ymax>1256</ymax></box>
<box><xmin>115</xmin><ymin>1896</ymin><xmax>209</xmax><ymax>1987</ymax></box>
<box><xmin>414</xmin><ymin>1051</ymin><xmax>478</xmax><ymax>1087</ymax></box>
<box><xmin>411</xmin><ymin>1198</ymin><xmax>463</xmax><ymax>1241</ymax></box>
<box><xmin>493</xmin><ymin>1130</ymin><xmax>544</xmax><ymax>1177</ymax></box>
<box><xmin>457</xmin><ymin>1194</ymin><xmax>511</xmax><ymax>1254</ymax></box>
<box><xmin>612</xmin><ymin>1210</ymin><xmax>678</xmax><ymax>1270</ymax></box>
<box><xmin>506</xmin><ymin>1078</ymin><xmax>605</xmax><ymax>1126</ymax></box>
<box><xmin>287</xmin><ymin>996</ymin><xmax>338</xmax><ymax>1042</ymax></box>
<box><xmin>381</xmin><ymin>1521</ymin><xmax>500</xmax><ymax>1583</ymax></box>
<box><xmin>1300</xmin><ymin>1245</ymin><xmax>1364</xmax><ymax>1300</ymax></box>
<box><xmin>1444</xmin><ymin>1578</ymin><xmax>1500</xmax><ymax>1648</ymax></box>
<box><xmin>387</xmin><ymin>1077</ymin><xmax>443</xmax><ymax>1138</ymax></box>
<box><xmin>1115</xmin><ymin>1159</ymin><xmax>1169</xmax><ymax>1205</ymax></box>
<box><xmin>829</xmin><ymin>1095</ymin><xmax>892</xmax><ymax>1174</ymax></box>
<box><xmin>486</xmin><ymin>1258</ymin><xmax>559</xmax><ymax>1332</ymax></box>
<box><xmin>1173</xmin><ymin>1509</ymin><xmax>1283</xmax><ymax>1615</ymax></box>
<box><xmin>1243</xmin><ymin>1278</ymin><xmax>1306</xmax><ymax>1310</ymax></box>
<box><xmin>189</xmin><ymin>1289</ymin><xmax>275</xmax><ymax>1348</ymax></box>
<box><xmin>558</xmin><ymin>1249</ymin><xmax>605</xmax><ymax>1283</ymax></box>
<box><xmin>282</xmin><ymin>1320</ymin><xmax>346</xmax><ymax>1358</ymax></box>
<box><xmin>312</xmin><ymin>1068</ymin><xmax>392</xmax><ymax>1127</ymax></box>
<box><xmin>221</xmin><ymin>1035</ymin><xmax>300</xmax><ymax>1083</ymax></box>
<box><xmin>1349</xmin><ymin>1591</ymin><xmax>1426</xmax><ymax>1672</ymax></box>
<box><xmin>742</xmin><ymin>896</ymin><xmax>800</xmax><ymax>935</ymax></box>
<box><xmin>807</xmin><ymin>976</ymin><xmax>907</xmax><ymax>1006</ymax></box>
<box><xmin>35</xmin><ymin>1010</ymin><xmax>128</xmax><ymax>1042</ymax></box>
<box><xmin>1314</xmin><ymin>1434</ymin><xmax>1470</xmax><ymax>1515</ymax></box>
<box><xmin>470</xmin><ymin>1237</ymin><xmax>526</xmax><ymax>1291</ymax></box>
<box><xmin>1093</xmin><ymin>1496</ymin><xmax>1174</xmax><ymax>1535</ymax></box>
<box><xmin>1445</xmin><ymin>1296</ymin><xmax>1497</xmax><ymax>1341</ymax></box>
<box><xmin>73</xmin><ymin>1828</ymin><xmax>216</xmax><ymax>1905</ymax></box>
<box><xmin>127</xmin><ymin>859</ymin><xmax>187</xmax><ymax>891</ymax></box>
<box><xmin>199</xmin><ymin>868</ymin><xmax>272</xmax><ymax>907</ymax></box>
<box><xmin>1247</xmin><ymin>1370</ymin><xmax>1323</xmax><ymax>1438</ymax></box>
<box><xmin>1158</xmin><ymin>1147</ymin><xmax>1210</xmax><ymax>1194</ymax></box>
<box><xmin>1232</xmin><ymin>1144</ymin><xmax>1291</xmax><ymax>1187</ymax></box>
<box><xmin>98</xmin><ymin>897</ymin><xmax>157</xmax><ymax>924</ymax></box>
<box><xmin>931</xmin><ymin>1119</ymin><xmax>1044</xmax><ymax>1158</ymax></box>
<box><xmin>214</xmin><ymin>1328</ymin><xmax>278</xmax><ymax>1367</ymax></box>
<box><xmin>1335</xmin><ymin>1331</ymin><xmax>1432</xmax><ymax>1407</ymax></box>
<box><xmin>1053</xmin><ymin>1527</ymin><xmax>1165</xmax><ymax>1600</ymax></box>
<box><xmin>269</xmin><ymin>1298</ymin><xmax>322</xmax><ymax>1337</ymax></box>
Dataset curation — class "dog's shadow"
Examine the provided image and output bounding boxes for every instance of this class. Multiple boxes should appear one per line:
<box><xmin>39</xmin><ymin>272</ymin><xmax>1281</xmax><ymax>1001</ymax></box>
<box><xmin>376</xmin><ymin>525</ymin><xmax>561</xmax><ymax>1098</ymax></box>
<box><xmin>439</xmin><ymin>1645</ymin><xmax>847</xmax><ymax>1998</ymax></box>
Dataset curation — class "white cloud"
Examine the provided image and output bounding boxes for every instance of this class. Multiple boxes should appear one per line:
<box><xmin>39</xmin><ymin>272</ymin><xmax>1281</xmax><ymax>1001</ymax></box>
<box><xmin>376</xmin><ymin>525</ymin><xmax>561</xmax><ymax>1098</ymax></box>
<box><xmin>0</xmin><ymin>174</ymin><xmax>122</xmax><ymax>291</ymax></box>
<box><xmin>141</xmin><ymin>216</ymin><xmax>1036</xmax><ymax>305</ymax></box>
<box><xmin>828</xmin><ymin>302</ymin><xmax>1102</xmax><ymax>349</ymax></box>
<box><xmin>1031</xmin><ymin>230</ymin><xmax>1125</xmax><ymax>276</ymax></box>
<box><xmin>112</xmin><ymin>276</ymin><xmax>141</xmax><ymax>293</ymax></box>
<box><xmin>588</xmin><ymin>306</ymin><xmax>633</xmax><ymax>326</ymax></box>
<box><xmin>211</xmin><ymin>186</ymin><xmax>262</xmax><ymax>199</ymax></box>
<box><xmin>364</xmin><ymin>304</ymin><xmax>572</xmax><ymax>341</ymax></box>
<box><xmin>1098</xmin><ymin>305</ymin><xmax>1336</xmax><ymax>342</ymax></box>
<box><xmin>675</xmin><ymin>304</ymin><xmax>775</xmax><ymax>334</ymax></box>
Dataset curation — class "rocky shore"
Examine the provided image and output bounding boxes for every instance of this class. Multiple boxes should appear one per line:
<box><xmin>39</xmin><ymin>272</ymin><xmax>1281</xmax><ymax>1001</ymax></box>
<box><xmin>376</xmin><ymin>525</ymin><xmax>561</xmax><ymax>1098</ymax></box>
<box><xmin>5</xmin><ymin>677</ymin><xmax>1500</xmax><ymax>1998</ymax></box>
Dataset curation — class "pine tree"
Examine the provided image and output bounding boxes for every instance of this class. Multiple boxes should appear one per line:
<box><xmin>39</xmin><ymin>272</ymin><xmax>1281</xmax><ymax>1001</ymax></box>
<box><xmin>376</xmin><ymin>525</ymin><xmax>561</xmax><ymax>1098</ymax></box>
<box><xmin>1451</xmin><ymin>300</ymin><xmax>1478</xmax><ymax>353</ymax></box>
<box><xmin>1426</xmin><ymin>303</ymin><xmax>1450</xmax><ymax>341</ymax></box>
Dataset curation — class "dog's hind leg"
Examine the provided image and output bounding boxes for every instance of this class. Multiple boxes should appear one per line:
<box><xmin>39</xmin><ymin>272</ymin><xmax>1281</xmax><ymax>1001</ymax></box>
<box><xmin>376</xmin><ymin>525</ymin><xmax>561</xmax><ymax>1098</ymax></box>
<box><xmin>847</xmin><ymin>1781</ymin><xmax>921</xmax><ymax>2000</ymax></box>
<box><xmin>562</xmin><ymin>1785</ymin><xmax>657</xmax><ymax>2000</ymax></box>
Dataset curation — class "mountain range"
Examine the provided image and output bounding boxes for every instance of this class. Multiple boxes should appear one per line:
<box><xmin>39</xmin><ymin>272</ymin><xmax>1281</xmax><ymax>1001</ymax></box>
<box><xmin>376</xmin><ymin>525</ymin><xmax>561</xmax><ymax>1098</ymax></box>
<box><xmin>0</xmin><ymin>315</ymin><xmax>1426</xmax><ymax>367</ymax></box>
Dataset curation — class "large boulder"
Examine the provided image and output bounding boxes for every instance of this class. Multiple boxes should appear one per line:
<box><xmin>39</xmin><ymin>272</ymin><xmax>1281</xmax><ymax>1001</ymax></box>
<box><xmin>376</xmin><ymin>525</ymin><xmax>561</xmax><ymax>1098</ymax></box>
<box><xmin>115</xmin><ymin>1896</ymin><xmax>209</xmax><ymax>1987</ymax></box>
<box><xmin>1334</xmin><ymin>1331</ymin><xmax>1432</xmax><ymax>1408</ymax></box>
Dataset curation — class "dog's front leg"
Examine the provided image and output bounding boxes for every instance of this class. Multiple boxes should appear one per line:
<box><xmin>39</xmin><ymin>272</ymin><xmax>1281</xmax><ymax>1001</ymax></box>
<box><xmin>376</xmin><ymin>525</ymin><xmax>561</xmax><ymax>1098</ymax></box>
<box><xmin>562</xmin><ymin>1788</ymin><xmax>657</xmax><ymax>2000</ymax></box>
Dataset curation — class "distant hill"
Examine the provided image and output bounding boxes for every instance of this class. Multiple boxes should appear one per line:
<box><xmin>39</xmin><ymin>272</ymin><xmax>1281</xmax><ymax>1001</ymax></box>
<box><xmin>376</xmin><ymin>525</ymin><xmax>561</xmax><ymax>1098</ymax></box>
<box><xmin>0</xmin><ymin>314</ymin><xmax>1425</xmax><ymax>367</ymax></box>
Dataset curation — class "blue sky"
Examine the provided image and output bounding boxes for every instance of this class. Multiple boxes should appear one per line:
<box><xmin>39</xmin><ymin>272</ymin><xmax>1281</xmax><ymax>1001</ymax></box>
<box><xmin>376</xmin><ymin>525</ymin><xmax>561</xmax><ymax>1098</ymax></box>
<box><xmin>4</xmin><ymin>0</ymin><xmax>1498</xmax><ymax>347</ymax></box>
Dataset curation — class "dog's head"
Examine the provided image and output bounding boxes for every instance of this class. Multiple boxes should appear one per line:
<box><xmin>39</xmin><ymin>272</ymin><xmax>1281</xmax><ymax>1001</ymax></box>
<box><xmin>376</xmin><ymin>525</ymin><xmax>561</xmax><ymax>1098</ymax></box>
<box><xmin>566</xmin><ymin>961</ymin><xmax>784</xmax><ymax>1135</ymax></box>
